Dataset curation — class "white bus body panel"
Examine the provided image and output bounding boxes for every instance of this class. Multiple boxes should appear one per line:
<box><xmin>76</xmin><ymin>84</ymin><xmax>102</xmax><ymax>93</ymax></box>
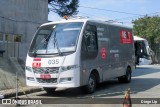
<box><xmin>25</xmin><ymin>52</ymin><xmax>81</xmax><ymax>88</ymax></box>
<box><xmin>139</xmin><ymin>58</ymin><xmax>152</xmax><ymax>65</ymax></box>
<box><xmin>134</xmin><ymin>36</ymin><xmax>152</xmax><ymax>65</ymax></box>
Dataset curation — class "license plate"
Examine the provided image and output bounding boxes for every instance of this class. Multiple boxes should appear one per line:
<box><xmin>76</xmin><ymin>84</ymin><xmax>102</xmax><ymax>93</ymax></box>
<box><xmin>40</xmin><ymin>74</ymin><xmax>51</xmax><ymax>80</ymax></box>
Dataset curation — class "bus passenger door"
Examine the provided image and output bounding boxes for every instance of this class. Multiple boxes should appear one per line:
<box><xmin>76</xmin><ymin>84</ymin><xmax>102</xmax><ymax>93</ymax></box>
<box><xmin>80</xmin><ymin>23</ymin><xmax>99</xmax><ymax>86</ymax></box>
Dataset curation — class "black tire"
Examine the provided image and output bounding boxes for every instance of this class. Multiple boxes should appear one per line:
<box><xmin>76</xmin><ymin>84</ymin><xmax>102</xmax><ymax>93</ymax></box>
<box><xmin>43</xmin><ymin>88</ymin><xmax>56</xmax><ymax>94</ymax></box>
<box><xmin>118</xmin><ymin>67</ymin><xmax>131</xmax><ymax>83</ymax></box>
<box><xmin>83</xmin><ymin>74</ymin><xmax>97</xmax><ymax>94</ymax></box>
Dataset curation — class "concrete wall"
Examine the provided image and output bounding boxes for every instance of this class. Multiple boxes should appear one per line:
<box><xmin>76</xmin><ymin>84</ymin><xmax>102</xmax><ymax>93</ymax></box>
<box><xmin>0</xmin><ymin>0</ymin><xmax>48</xmax><ymax>61</ymax></box>
<box><xmin>0</xmin><ymin>57</ymin><xmax>25</xmax><ymax>90</ymax></box>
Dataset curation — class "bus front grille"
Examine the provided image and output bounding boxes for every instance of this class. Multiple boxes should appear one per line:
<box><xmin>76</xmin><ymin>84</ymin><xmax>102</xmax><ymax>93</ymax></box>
<box><xmin>33</xmin><ymin>67</ymin><xmax>59</xmax><ymax>74</ymax></box>
<box><xmin>36</xmin><ymin>78</ymin><xmax>57</xmax><ymax>83</ymax></box>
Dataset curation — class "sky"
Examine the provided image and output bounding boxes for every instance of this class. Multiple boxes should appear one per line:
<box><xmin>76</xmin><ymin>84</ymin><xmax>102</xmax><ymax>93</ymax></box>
<box><xmin>48</xmin><ymin>0</ymin><xmax>160</xmax><ymax>27</ymax></box>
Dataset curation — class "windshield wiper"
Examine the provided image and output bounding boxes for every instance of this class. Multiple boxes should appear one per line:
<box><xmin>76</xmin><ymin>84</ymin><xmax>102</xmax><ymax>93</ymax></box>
<box><xmin>53</xmin><ymin>31</ymin><xmax>62</xmax><ymax>56</ymax></box>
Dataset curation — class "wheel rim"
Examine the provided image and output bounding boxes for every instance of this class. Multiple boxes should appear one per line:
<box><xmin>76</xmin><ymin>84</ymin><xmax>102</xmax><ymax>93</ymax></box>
<box><xmin>127</xmin><ymin>69</ymin><xmax>131</xmax><ymax>81</ymax></box>
<box><xmin>88</xmin><ymin>76</ymin><xmax>95</xmax><ymax>91</ymax></box>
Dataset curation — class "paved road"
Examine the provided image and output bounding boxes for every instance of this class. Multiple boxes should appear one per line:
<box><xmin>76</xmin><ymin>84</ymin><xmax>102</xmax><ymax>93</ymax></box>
<box><xmin>2</xmin><ymin>65</ymin><xmax>160</xmax><ymax>107</ymax></box>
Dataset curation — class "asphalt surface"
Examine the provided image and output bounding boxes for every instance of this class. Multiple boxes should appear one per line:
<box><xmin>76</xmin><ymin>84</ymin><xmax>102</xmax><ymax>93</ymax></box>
<box><xmin>1</xmin><ymin>65</ymin><xmax>160</xmax><ymax>107</ymax></box>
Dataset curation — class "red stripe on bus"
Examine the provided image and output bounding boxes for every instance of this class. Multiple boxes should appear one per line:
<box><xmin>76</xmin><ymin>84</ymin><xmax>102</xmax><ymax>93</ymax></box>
<box><xmin>33</xmin><ymin>58</ymin><xmax>41</xmax><ymax>61</ymax></box>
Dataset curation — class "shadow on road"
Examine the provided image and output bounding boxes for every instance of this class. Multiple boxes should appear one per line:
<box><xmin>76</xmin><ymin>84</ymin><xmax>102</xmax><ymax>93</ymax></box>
<box><xmin>37</xmin><ymin>87</ymin><xmax>85</xmax><ymax>98</ymax></box>
<box><xmin>36</xmin><ymin>65</ymin><xmax>160</xmax><ymax>98</ymax></box>
<box><xmin>91</xmin><ymin>78</ymin><xmax>160</xmax><ymax>98</ymax></box>
<box><xmin>36</xmin><ymin>78</ymin><xmax>160</xmax><ymax>98</ymax></box>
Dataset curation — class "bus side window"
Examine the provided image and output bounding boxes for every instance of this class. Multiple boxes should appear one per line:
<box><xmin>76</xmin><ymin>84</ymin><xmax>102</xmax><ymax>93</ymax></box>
<box><xmin>83</xmin><ymin>24</ymin><xmax>98</xmax><ymax>52</ymax></box>
<box><xmin>81</xmin><ymin>24</ymin><xmax>98</xmax><ymax>59</ymax></box>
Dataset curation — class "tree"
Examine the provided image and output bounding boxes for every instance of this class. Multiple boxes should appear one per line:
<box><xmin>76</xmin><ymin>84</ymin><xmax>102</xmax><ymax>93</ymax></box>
<box><xmin>132</xmin><ymin>15</ymin><xmax>160</xmax><ymax>63</ymax></box>
<box><xmin>48</xmin><ymin>0</ymin><xmax>79</xmax><ymax>17</ymax></box>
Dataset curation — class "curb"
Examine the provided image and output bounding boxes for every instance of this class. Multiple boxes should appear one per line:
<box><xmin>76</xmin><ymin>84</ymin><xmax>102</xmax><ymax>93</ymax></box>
<box><xmin>0</xmin><ymin>87</ymin><xmax>42</xmax><ymax>98</ymax></box>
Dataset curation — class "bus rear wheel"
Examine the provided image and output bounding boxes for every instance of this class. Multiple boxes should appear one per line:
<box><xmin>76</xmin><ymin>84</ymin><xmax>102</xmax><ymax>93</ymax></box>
<box><xmin>43</xmin><ymin>88</ymin><xmax>56</xmax><ymax>94</ymax></box>
<box><xmin>118</xmin><ymin>67</ymin><xmax>131</xmax><ymax>83</ymax></box>
<box><xmin>83</xmin><ymin>74</ymin><xmax>97</xmax><ymax>94</ymax></box>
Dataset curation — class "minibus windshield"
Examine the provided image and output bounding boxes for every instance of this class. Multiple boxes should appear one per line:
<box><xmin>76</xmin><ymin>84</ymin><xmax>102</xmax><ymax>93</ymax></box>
<box><xmin>29</xmin><ymin>22</ymin><xmax>83</xmax><ymax>55</ymax></box>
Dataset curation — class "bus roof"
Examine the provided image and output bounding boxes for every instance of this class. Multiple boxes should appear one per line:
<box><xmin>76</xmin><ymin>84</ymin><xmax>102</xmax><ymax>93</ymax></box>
<box><xmin>41</xmin><ymin>18</ymin><xmax>132</xmax><ymax>29</ymax></box>
<box><xmin>134</xmin><ymin>36</ymin><xmax>146</xmax><ymax>41</ymax></box>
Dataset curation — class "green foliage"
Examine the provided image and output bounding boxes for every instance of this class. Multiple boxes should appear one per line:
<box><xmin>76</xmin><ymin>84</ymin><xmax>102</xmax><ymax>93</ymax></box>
<box><xmin>48</xmin><ymin>0</ymin><xmax>79</xmax><ymax>17</ymax></box>
<box><xmin>133</xmin><ymin>15</ymin><xmax>160</xmax><ymax>48</ymax></box>
<box><xmin>133</xmin><ymin>15</ymin><xmax>160</xmax><ymax>63</ymax></box>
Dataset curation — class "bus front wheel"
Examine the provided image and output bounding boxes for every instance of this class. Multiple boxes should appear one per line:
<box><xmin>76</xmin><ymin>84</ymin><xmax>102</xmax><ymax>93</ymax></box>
<box><xmin>83</xmin><ymin>74</ymin><xmax>97</xmax><ymax>94</ymax></box>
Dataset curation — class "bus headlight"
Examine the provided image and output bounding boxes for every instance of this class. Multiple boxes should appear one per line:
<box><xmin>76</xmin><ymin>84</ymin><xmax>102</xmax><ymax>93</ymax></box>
<box><xmin>61</xmin><ymin>65</ymin><xmax>79</xmax><ymax>72</ymax></box>
<box><xmin>25</xmin><ymin>66</ymin><xmax>32</xmax><ymax>72</ymax></box>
